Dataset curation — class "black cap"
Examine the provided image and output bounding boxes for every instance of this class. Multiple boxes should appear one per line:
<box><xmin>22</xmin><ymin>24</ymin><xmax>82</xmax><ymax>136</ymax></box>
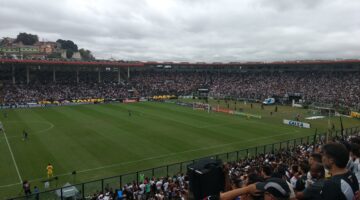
<box><xmin>256</xmin><ymin>178</ymin><xmax>290</xmax><ymax>198</ymax></box>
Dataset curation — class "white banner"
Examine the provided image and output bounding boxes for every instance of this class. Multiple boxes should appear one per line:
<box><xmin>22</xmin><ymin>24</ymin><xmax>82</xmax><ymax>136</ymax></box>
<box><xmin>283</xmin><ymin>119</ymin><xmax>311</xmax><ymax>128</ymax></box>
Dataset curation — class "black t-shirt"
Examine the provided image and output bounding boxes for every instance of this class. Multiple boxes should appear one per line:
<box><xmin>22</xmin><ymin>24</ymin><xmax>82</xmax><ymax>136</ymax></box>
<box><xmin>302</xmin><ymin>179</ymin><xmax>325</xmax><ymax>200</ymax></box>
<box><xmin>295</xmin><ymin>175</ymin><xmax>307</xmax><ymax>191</ymax></box>
<box><xmin>321</xmin><ymin>171</ymin><xmax>359</xmax><ymax>200</ymax></box>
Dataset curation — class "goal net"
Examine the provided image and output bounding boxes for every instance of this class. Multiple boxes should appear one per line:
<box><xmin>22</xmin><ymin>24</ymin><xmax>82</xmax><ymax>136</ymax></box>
<box><xmin>193</xmin><ymin>102</ymin><xmax>211</xmax><ymax>113</ymax></box>
<box><xmin>309</xmin><ymin>106</ymin><xmax>336</xmax><ymax>116</ymax></box>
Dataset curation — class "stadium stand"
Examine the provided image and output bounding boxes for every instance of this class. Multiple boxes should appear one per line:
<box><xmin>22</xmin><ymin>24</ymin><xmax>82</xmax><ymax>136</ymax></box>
<box><xmin>1</xmin><ymin>71</ymin><xmax>360</xmax><ymax>111</ymax></box>
<box><xmin>81</xmin><ymin>134</ymin><xmax>360</xmax><ymax>200</ymax></box>
<box><xmin>2</xmin><ymin>60</ymin><xmax>360</xmax><ymax>199</ymax></box>
<box><xmin>86</xmin><ymin>174</ymin><xmax>189</xmax><ymax>200</ymax></box>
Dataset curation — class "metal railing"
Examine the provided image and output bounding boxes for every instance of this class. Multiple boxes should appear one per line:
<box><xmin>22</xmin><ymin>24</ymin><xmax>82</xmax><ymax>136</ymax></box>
<box><xmin>7</xmin><ymin>126</ymin><xmax>360</xmax><ymax>200</ymax></box>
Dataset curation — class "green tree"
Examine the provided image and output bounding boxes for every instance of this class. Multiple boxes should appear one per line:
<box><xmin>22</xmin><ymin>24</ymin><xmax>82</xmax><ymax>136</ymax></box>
<box><xmin>56</xmin><ymin>39</ymin><xmax>78</xmax><ymax>51</ymax></box>
<box><xmin>79</xmin><ymin>48</ymin><xmax>95</xmax><ymax>60</ymax></box>
<box><xmin>15</xmin><ymin>33</ymin><xmax>39</xmax><ymax>45</ymax></box>
<box><xmin>66</xmin><ymin>49</ymin><xmax>74</xmax><ymax>59</ymax></box>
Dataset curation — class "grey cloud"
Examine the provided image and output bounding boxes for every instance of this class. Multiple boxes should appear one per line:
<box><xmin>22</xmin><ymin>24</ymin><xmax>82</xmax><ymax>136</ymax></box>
<box><xmin>257</xmin><ymin>0</ymin><xmax>325</xmax><ymax>11</ymax></box>
<box><xmin>0</xmin><ymin>0</ymin><xmax>360</xmax><ymax>61</ymax></box>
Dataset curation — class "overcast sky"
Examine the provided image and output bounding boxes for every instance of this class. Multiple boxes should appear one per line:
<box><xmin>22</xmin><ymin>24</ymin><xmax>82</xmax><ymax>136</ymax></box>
<box><xmin>0</xmin><ymin>0</ymin><xmax>359</xmax><ymax>62</ymax></box>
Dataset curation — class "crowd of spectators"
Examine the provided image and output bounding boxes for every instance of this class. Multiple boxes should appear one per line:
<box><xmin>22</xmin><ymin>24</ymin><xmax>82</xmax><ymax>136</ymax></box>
<box><xmin>5</xmin><ymin>69</ymin><xmax>360</xmax><ymax>199</ymax></box>
<box><xmin>209</xmin><ymin>72</ymin><xmax>360</xmax><ymax>109</ymax></box>
<box><xmin>1</xmin><ymin>71</ymin><xmax>360</xmax><ymax>110</ymax></box>
<box><xmin>3</xmin><ymin>83</ymin><xmax>129</xmax><ymax>104</ymax></box>
<box><xmin>218</xmin><ymin>133</ymin><xmax>360</xmax><ymax>200</ymax></box>
<box><xmin>80</xmin><ymin>132</ymin><xmax>360</xmax><ymax>200</ymax></box>
<box><xmin>130</xmin><ymin>71</ymin><xmax>210</xmax><ymax>97</ymax></box>
<box><xmin>86</xmin><ymin>174</ymin><xmax>189</xmax><ymax>200</ymax></box>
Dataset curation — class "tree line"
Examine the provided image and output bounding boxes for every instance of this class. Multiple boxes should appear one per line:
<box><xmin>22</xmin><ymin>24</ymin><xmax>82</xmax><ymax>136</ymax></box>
<box><xmin>2</xmin><ymin>32</ymin><xmax>95</xmax><ymax>60</ymax></box>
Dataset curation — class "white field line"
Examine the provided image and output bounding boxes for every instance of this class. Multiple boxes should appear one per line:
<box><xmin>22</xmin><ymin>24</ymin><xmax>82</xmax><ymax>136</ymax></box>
<box><xmin>1</xmin><ymin>128</ymin><xmax>23</xmax><ymax>184</ymax></box>
<box><xmin>0</xmin><ymin>130</ymin><xmax>299</xmax><ymax>188</ymax></box>
<box><xmin>1</xmin><ymin>121</ymin><xmax>55</xmax><ymax>139</ymax></box>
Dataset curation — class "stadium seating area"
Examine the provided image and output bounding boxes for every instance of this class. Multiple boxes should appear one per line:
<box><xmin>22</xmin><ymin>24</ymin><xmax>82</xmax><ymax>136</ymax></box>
<box><xmin>2</xmin><ymin>68</ymin><xmax>360</xmax><ymax>199</ymax></box>
<box><xmin>84</xmin><ymin>133</ymin><xmax>360</xmax><ymax>200</ymax></box>
<box><xmin>2</xmin><ymin>71</ymin><xmax>360</xmax><ymax>110</ymax></box>
<box><xmin>2</xmin><ymin>83</ymin><xmax>129</xmax><ymax>103</ymax></box>
<box><xmin>2</xmin><ymin>67</ymin><xmax>360</xmax><ymax>199</ymax></box>
<box><xmin>88</xmin><ymin>174</ymin><xmax>188</xmax><ymax>200</ymax></box>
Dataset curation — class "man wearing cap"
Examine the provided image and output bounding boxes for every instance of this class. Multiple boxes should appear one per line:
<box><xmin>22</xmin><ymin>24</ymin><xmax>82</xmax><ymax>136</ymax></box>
<box><xmin>220</xmin><ymin>177</ymin><xmax>291</xmax><ymax>200</ymax></box>
<box><xmin>257</xmin><ymin>178</ymin><xmax>291</xmax><ymax>200</ymax></box>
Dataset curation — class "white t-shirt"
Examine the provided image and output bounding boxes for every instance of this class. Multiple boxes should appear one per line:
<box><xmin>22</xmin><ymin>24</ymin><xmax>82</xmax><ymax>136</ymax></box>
<box><xmin>156</xmin><ymin>180</ymin><xmax>163</xmax><ymax>190</ymax></box>
<box><xmin>139</xmin><ymin>183</ymin><xmax>145</xmax><ymax>194</ymax></box>
<box><xmin>286</xmin><ymin>180</ymin><xmax>296</xmax><ymax>199</ymax></box>
<box><xmin>290</xmin><ymin>176</ymin><xmax>298</xmax><ymax>188</ymax></box>
<box><xmin>352</xmin><ymin>158</ymin><xmax>360</xmax><ymax>186</ymax></box>
<box><xmin>163</xmin><ymin>182</ymin><xmax>169</xmax><ymax>192</ymax></box>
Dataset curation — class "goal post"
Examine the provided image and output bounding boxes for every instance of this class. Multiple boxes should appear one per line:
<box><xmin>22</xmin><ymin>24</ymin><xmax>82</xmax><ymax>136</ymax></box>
<box><xmin>309</xmin><ymin>105</ymin><xmax>336</xmax><ymax>116</ymax></box>
<box><xmin>193</xmin><ymin>102</ymin><xmax>211</xmax><ymax>113</ymax></box>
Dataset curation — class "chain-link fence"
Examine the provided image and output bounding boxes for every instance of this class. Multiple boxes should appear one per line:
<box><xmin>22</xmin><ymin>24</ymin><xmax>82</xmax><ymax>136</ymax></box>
<box><xmin>8</xmin><ymin>126</ymin><xmax>360</xmax><ymax>200</ymax></box>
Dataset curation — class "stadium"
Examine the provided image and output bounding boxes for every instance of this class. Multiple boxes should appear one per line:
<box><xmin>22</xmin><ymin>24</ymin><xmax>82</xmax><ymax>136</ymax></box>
<box><xmin>2</xmin><ymin>0</ymin><xmax>360</xmax><ymax>199</ymax></box>
<box><xmin>1</xmin><ymin>58</ymin><xmax>360</xmax><ymax>200</ymax></box>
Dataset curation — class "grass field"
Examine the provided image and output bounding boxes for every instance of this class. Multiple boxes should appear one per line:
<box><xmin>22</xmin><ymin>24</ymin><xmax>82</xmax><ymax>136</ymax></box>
<box><xmin>0</xmin><ymin>101</ymin><xmax>359</xmax><ymax>199</ymax></box>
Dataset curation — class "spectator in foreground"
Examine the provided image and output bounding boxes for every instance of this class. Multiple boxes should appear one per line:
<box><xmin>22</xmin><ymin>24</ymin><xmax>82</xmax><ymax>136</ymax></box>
<box><xmin>320</xmin><ymin>143</ymin><xmax>359</xmax><ymax>200</ymax></box>
<box><xmin>220</xmin><ymin>177</ymin><xmax>290</xmax><ymax>200</ymax></box>
<box><xmin>295</xmin><ymin>162</ymin><xmax>325</xmax><ymax>200</ymax></box>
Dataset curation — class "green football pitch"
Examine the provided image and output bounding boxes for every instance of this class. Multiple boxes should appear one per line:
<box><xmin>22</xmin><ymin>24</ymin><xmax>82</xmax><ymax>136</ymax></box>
<box><xmin>0</xmin><ymin>101</ymin><xmax>359</xmax><ymax>198</ymax></box>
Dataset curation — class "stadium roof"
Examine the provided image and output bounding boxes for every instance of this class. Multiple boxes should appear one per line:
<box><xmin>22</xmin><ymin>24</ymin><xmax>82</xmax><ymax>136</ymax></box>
<box><xmin>0</xmin><ymin>59</ymin><xmax>143</xmax><ymax>67</ymax></box>
<box><xmin>1</xmin><ymin>58</ymin><xmax>360</xmax><ymax>68</ymax></box>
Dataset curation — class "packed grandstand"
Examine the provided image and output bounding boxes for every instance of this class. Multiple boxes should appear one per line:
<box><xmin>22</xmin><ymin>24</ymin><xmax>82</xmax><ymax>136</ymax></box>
<box><xmin>1</xmin><ymin>59</ymin><xmax>360</xmax><ymax>111</ymax></box>
<box><xmin>82</xmin><ymin>133</ymin><xmax>360</xmax><ymax>200</ymax></box>
<box><xmin>1</xmin><ymin>59</ymin><xmax>360</xmax><ymax>200</ymax></box>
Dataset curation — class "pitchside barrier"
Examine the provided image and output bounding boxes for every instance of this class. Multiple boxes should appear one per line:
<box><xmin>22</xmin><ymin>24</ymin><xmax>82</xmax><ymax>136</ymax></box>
<box><xmin>8</xmin><ymin>126</ymin><xmax>360</xmax><ymax>200</ymax></box>
<box><xmin>283</xmin><ymin>119</ymin><xmax>311</xmax><ymax>128</ymax></box>
<box><xmin>211</xmin><ymin>107</ymin><xmax>262</xmax><ymax>119</ymax></box>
